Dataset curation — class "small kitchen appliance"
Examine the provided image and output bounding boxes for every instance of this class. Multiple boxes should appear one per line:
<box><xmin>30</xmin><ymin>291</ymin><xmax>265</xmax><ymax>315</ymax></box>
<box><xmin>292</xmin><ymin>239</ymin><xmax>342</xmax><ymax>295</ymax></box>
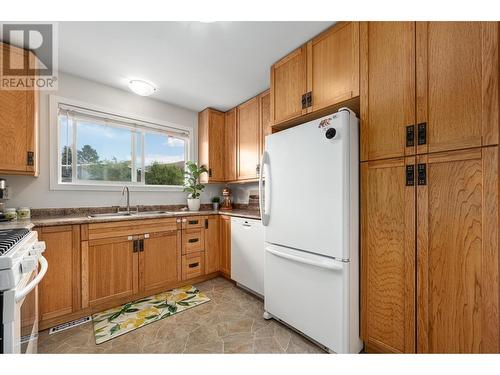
<box><xmin>219</xmin><ymin>187</ymin><xmax>233</xmax><ymax>211</ymax></box>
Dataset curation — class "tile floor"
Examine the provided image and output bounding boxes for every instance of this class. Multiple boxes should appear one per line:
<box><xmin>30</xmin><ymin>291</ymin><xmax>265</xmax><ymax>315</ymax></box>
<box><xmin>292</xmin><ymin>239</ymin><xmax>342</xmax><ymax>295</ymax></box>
<box><xmin>38</xmin><ymin>277</ymin><xmax>326</xmax><ymax>354</ymax></box>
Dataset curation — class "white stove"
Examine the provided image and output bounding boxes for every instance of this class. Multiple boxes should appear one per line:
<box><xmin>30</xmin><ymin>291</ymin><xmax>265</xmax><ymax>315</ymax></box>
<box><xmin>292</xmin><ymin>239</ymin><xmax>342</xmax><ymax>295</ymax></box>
<box><xmin>0</xmin><ymin>227</ymin><xmax>47</xmax><ymax>354</ymax></box>
<box><xmin>0</xmin><ymin>228</ymin><xmax>45</xmax><ymax>291</ymax></box>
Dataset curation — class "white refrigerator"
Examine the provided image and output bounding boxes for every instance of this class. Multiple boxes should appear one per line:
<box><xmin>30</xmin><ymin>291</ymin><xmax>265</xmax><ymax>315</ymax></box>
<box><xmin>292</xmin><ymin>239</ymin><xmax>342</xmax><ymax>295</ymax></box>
<box><xmin>259</xmin><ymin>108</ymin><xmax>362</xmax><ymax>354</ymax></box>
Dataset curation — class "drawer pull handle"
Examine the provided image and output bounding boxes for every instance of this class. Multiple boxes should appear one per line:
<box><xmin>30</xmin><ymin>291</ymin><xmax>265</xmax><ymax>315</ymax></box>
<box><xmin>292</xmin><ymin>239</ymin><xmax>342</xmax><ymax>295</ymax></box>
<box><xmin>188</xmin><ymin>262</ymin><xmax>199</xmax><ymax>268</ymax></box>
<box><xmin>188</xmin><ymin>220</ymin><xmax>198</xmax><ymax>225</ymax></box>
<box><xmin>188</xmin><ymin>238</ymin><xmax>199</xmax><ymax>243</ymax></box>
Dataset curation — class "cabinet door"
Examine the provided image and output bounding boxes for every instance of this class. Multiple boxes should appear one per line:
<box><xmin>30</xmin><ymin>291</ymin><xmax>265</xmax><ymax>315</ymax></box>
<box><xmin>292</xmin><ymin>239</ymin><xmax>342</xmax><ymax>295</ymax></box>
<box><xmin>198</xmin><ymin>108</ymin><xmax>225</xmax><ymax>183</ymax></box>
<box><xmin>416</xmin><ymin>22</ymin><xmax>499</xmax><ymax>154</ymax></box>
<box><xmin>140</xmin><ymin>230</ymin><xmax>181</xmax><ymax>293</ymax></box>
<box><xmin>361</xmin><ymin>157</ymin><xmax>415</xmax><ymax>353</ymax></box>
<box><xmin>0</xmin><ymin>43</ymin><xmax>38</xmax><ymax>175</ymax></box>
<box><xmin>225</xmin><ymin>108</ymin><xmax>237</xmax><ymax>181</ymax></box>
<box><xmin>259</xmin><ymin>90</ymin><xmax>271</xmax><ymax>155</ymax></box>
<box><xmin>417</xmin><ymin>147</ymin><xmax>499</xmax><ymax>353</ymax></box>
<box><xmin>237</xmin><ymin>96</ymin><xmax>261</xmax><ymax>180</ymax></box>
<box><xmin>86</xmin><ymin>236</ymin><xmax>138</xmax><ymax>307</ymax></box>
<box><xmin>205</xmin><ymin>216</ymin><xmax>220</xmax><ymax>274</ymax></box>
<box><xmin>38</xmin><ymin>225</ymin><xmax>81</xmax><ymax>323</ymax></box>
<box><xmin>308</xmin><ymin>22</ymin><xmax>359</xmax><ymax>112</ymax></box>
<box><xmin>270</xmin><ymin>45</ymin><xmax>307</xmax><ymax>125</ymax></box>
<box><xmin>219</xmin><ymin>215</ymin><xmax>231</xmax><ymax>277</ymax></box>
<box><xmin>360</xmin><ymin>22</ymin><xmax>416</xmax><ymax>161</ymax></box>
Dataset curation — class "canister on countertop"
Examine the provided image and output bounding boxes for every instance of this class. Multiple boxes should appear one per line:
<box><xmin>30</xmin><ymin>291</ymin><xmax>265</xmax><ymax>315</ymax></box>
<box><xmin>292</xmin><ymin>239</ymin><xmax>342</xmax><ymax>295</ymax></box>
<box><xmin>4</xmin><ymin>208</ymin><xmax>17</xmax><ymax>221</ymax></box>
<box><xmin>17</xmin><ymin>207</ymin><xmax>31</xmax><ymax>220</ymax></box>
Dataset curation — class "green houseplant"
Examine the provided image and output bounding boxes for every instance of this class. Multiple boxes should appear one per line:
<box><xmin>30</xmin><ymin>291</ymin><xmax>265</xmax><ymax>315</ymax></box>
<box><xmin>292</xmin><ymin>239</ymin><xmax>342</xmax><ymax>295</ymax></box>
<box><xmin>211</xmin><ymin>196</ymin><xmax>220</xmax><ymax>211</ymax></box>
<box><xmin>183</xmin><ymin>161</ymin><xmax>208</xmax><ymax>211</ymax></box>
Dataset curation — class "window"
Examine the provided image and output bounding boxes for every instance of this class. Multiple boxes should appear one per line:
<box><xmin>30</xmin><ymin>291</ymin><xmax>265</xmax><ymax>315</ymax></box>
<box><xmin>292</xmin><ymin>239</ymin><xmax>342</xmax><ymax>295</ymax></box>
<box><xmin>57</xmin><ymin>103</ymin><xmax>190</xmax><ymax>188</ymax></box>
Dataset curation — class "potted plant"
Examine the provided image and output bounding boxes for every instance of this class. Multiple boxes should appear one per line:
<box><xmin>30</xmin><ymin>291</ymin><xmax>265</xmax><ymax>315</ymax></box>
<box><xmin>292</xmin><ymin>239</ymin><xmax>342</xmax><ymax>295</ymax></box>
<box><xmin>183</xmin><ymin>161</ymin><xmax>208</xmax><ymax>211</ymax></box>
<box><xmin>211</xmin><ymin>196</ymin><xmax>220</xmax><ymax>211</ymax></box>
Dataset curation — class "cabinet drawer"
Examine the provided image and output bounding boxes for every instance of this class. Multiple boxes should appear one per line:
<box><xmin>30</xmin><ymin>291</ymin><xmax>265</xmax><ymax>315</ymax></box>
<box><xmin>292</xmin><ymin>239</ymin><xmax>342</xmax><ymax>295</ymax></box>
<box><xmin>182</xmin><ymin>228</ymin><xmax>205</xmax><ymax>254</ymax></box>
<box><xmin>180</xmin><ymin>216</ymin><xmax>207</xmax><ymax>229</ymax></box>
<box><xmin>182</xmin><ymin>252</ymin><xmax>205</xmax><ymax>280</ymax></box>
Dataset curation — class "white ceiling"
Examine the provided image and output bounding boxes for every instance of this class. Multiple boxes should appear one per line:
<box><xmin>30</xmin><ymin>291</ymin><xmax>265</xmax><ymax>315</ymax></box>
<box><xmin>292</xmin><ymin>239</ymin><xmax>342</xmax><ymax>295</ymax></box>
<box><xmin>58</xmin><ymin>21</ymin><xmax>334</xmax><ymax>112</ymax></box>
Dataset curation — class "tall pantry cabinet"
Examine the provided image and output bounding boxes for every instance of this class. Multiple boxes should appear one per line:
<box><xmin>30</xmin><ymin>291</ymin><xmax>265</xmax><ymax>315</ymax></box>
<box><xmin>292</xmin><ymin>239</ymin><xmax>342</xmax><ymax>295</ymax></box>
<box><xmin>360</xmin><ymin>21</ymin><xmax>500</xmax><ymax>353</ymax></box>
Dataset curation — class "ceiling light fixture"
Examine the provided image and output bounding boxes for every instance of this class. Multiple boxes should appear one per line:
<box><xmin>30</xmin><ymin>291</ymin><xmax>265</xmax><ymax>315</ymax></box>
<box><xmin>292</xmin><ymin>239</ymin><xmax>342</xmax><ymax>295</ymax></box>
<box><xmin>128</xmin><ymin>80</ymin><xmax>157</xmax><ymax>96</ymax></box>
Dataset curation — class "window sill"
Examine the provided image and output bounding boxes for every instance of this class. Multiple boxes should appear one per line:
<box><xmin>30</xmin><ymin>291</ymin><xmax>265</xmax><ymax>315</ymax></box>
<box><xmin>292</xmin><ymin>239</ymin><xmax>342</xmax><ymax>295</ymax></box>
<box><xmin>50</xmin><ymin>183</ymin><xmax>186</xmax><ymax>192</ymax></box>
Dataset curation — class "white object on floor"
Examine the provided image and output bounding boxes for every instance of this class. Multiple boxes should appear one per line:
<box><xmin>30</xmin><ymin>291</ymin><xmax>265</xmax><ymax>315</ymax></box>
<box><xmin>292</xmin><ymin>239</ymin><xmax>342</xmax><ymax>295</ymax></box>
<box><xmin>231</xmin><ymin>217</ymin><xmax>265</xmax><ymax>296</ymax></box>
<box><xmin>261</xmin><ymin>108</ymin><xmax>362</xmax><ymax>354</ymax></box>
<box><xmin>48</xmin><ymin>316</ymin><xmax>92</xmax><ymax>335</ymax></box>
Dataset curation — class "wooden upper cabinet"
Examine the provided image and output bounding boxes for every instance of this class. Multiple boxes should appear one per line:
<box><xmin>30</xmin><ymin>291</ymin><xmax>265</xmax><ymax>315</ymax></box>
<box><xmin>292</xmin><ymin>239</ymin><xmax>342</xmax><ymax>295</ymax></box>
<box><xmin>86</xmin><ymin>236</ymin><xmax>138</xmax><ymax>307</ymax></box>
<box><xmin>198</xmin><ymin>108</ymin><xmax>225</xmax><ymax>183</ymax></box>
<box><xmin>140</xmin><ymin>230</ymin><xmax>181</xmax><ymax>293</ymax></box>
<box><xmin>270</xmin><ymin>45</ymin><xmax>307</xmax><ymax>125</ymax></box>
<box><xmin>416</xmin><ymin>22</ymin><xmax>499</xmax><ymax>154</ymax></box>
<box><xmin>225</xmin><ymin>108</ymin><xmax>237</xmax><ymax>182</ymax></box>
<box><xmin>416</xmin><ymin>147</ymin><xmax>499</xmax><ymax>353</ymax></box>
<box><xmin>361</xmin><ymin>157</ymin><xmax>416</xmax><ymax>353</ymax></box>
<box><xmin>308</xmin><ymin>21</ymin><xmax>360</xmax><ymax>112</ymax></box>
<box><xmin>259</xmin><ymin>90</ymin><xmax>271</xmax><ymax>155</ymax></box>
<box><xmin>38</xmin><ymin>225</ymin><xmax>81</xmax><ymax>324</ymax></box>
<box><xmin>205</xmin><ymin>215</ymin><xmax>220</xmax><ymax>274</ymax></box>
<box><xmin>0</xmin><ymin>43</ymin><xmax>38</xmax><ymax>175</ymax></box>
<box><xmin>219</xmin><ymin>215</ymin><xmax>231</xmax><ymax>278</ymax></box>
<box><xmin>360</xmin><ymin>22</ymin><xmax>416</xmax><ymax>161</ymax></box>
<box><xmin>237</xmin><ymin>96</ymin><xmax>261</xmax><ymax>180</ymax></box>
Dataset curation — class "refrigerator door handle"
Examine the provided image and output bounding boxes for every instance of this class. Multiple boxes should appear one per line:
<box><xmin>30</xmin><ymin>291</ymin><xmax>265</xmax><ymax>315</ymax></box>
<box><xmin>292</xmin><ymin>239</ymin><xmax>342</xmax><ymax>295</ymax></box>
<box><xmin>259</xmin><ymin>151</ymin><xmax>270</xmax><ymax>226</ymax></box>
<box><xmin>266</xmin><ymin>245</ymin><xmax>343</xmax><ymax>271</ymax></box>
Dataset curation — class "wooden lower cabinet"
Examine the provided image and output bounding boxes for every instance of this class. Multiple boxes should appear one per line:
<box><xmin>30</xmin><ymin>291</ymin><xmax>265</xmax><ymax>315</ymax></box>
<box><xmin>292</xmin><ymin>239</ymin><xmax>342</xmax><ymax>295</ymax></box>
<box><xmin>85</xmin><ymin>236</ymin><xmax>138</xmax><ymax>307</ymax></box>
<box><xmin>361</xmin><ymin>158</ymin><xmax>416</xmax><ymax>353</ymax></box>
<box><xmin>416</xmin><ymin>147</ymin><xmax>499</xmax><ymax>353</ymax></box>
<box><xmin>205</xmin><ymin>215</ymin><xmax>220</xmax><ymax>274</ymax></box>
<box><xmin>39</xmin><ymin>215</ymin><xmax>230</xmax><ymax>329</ymax></box>
<box><xmin>219</xmin><ymin>215</ymin><xmax>231</xmax><ymax>277</ymax></box>
<box><xmin>140</xmin><ymin>230</ymin><xmax>182</xmax><ymax>293</ymax></box>
<box><xmin>38</xmin><ymin>225</ymin><xmax>81</xmax><ymax>325</ymax></box>
<box><xmin>362</xmin><ymin>147</ymin><xmax>499</xmax><ymax>353</ymax></box>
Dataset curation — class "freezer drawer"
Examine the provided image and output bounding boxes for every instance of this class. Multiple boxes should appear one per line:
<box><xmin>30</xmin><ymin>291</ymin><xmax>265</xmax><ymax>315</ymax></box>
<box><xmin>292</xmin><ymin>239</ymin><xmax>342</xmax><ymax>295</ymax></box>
<box><xmin>264</xmin><ymin>244</ymin><xmax>361</xmax><ymax>353</ymax></box>
<box><xmin>231</xmin><ymin>217</ymin><xmax>265</xmax><ymax>296</ymax></box>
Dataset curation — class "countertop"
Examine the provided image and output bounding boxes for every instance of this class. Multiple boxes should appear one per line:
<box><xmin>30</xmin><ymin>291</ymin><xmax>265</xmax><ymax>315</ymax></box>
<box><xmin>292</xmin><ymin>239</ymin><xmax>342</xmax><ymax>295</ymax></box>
<box><xmin>0</xmin><ymin>209</ymin><xmax>261</xmax><ymax>229</ymax></box>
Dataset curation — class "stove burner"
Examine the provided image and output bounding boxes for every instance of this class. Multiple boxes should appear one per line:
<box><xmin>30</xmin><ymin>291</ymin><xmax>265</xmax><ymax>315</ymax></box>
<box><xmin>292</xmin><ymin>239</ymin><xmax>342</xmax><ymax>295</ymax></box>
<box><xmin>0</xmin><ymin>228</ymin><xmax>30</xmax><ymax>256</ymax></box>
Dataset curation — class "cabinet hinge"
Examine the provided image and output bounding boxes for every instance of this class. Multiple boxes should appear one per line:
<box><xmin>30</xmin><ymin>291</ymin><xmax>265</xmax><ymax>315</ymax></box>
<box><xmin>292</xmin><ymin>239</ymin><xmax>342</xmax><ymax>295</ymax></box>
<box><xmin>27</xmin><ymin>151</ymin><xmax>34</xmax><ymax>166</ymax></box>
<box><xmin>306</xmin><ymin>91</ymin><xmax>312</xmax><ymax>108</ymax></box>
<box><xmin>208</xmin><ymin>168</ymin><xmax>212</xmax><ymax>178</ymax></box>
<box><xmin>301</xmin><ymin>93</ymin><xmax>307</xmax><ymax>110</ymax></box>
<box><xmin>406</xmin><ymin>125</ymin><xmax>415</xmax><ymax>147</ymax></box>
<box><xmin>205</xmin><ymin>218</ymin><xmax>208</xmax><ymax>229</ymax></box>
<box><xmin>417</xmin><ymin>163</ymin><xmax>427</xmax><ymax>185</ymax></box>
<box><xmin>417</xmin><ymin>122</ymin><xmax>427</xmax><ymax>145</ymax></box>
<box><xmin>406</xmin><ymin>164</ymin><xmax>415</xmax><ymax>186</ymax></box>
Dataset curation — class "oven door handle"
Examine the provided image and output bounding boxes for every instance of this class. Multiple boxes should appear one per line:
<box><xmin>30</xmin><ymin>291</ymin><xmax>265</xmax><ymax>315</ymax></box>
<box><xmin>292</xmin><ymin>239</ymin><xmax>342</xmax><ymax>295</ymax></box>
<box><xmin>15</xmin><ymin>255</ymin><xmax>48</xmax><ymax>303</ymax></box>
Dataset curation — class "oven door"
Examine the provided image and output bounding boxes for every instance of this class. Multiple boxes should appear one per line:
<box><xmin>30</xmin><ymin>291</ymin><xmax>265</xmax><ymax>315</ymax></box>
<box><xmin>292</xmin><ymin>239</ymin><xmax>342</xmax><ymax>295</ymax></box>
<box><xmin>2</xmin><ymin>255</ymin><xmax>48</xmax><ymax>354</ymax></box>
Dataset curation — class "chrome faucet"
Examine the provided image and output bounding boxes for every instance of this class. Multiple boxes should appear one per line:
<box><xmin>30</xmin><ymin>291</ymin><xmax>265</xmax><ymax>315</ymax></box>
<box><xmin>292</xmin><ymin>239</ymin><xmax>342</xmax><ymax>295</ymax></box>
<box><xmin>122</xmin><ymin>186</ymin><xmax>130</xmax><ymax>214</ymax></box>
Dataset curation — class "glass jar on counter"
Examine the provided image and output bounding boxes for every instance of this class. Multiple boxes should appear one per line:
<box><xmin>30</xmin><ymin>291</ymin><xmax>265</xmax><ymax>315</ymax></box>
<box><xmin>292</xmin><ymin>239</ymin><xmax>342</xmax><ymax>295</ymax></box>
<box><xmin>17</xmin><ymin>207</ymin><xmax>31</xmax><ymax>220</ymax></box>
<box><xmin>5</xmin><ymin>208</ymin><xmax>17</xmax><ymax>221</ymax></box>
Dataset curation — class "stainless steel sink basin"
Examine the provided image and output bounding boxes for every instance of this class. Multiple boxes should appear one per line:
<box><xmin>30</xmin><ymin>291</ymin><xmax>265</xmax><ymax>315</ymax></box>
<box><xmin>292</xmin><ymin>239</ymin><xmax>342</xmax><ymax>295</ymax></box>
<box><xmin>133</xmin><ymin>211</ymin><xmax>174</xmax><ymax>216</ymax></box>
<box><xmin>88</xmin><ymin>210</ymin><xmax>176</xmax><ymax>218</ymax></box>
<box><xmin>88</xmin><ymin>212</ymin><xmax>135</xmax><ymax>218</ymax></box>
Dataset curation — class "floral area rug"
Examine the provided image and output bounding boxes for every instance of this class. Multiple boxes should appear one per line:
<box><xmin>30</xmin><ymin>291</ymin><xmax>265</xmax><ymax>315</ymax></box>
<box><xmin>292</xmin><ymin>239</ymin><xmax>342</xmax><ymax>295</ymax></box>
<box><xmin>92</xmin><ymin>285</ymin><xmax>210</xmax><ymax>344</ymax></box>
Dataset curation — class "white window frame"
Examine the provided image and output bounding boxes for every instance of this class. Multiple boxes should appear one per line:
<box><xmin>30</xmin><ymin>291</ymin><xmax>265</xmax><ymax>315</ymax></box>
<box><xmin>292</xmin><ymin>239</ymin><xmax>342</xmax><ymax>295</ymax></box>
<box><xmin>49</xmin><ymin>95</ymin><xmax>193</xmax><ymax>191</ymax></box>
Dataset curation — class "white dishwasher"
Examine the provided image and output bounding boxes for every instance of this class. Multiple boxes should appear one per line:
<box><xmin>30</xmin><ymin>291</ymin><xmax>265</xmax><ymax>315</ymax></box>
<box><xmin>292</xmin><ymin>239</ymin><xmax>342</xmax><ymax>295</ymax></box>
<box><xmin>231</xmin><ymin>217</ymin><xmax>265</xmax><ymax>297</ymax></box>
